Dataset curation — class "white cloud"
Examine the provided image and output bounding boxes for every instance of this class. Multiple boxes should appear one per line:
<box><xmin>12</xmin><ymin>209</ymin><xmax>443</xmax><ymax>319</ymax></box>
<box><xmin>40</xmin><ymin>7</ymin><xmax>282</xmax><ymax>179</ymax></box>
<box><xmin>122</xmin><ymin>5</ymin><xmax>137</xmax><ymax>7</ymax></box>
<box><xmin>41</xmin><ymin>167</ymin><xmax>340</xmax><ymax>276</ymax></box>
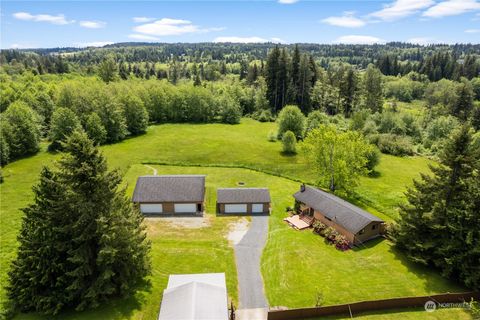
<box><xmin>278</xmin><ymin>0</ymin><xmax>299</xmax><ymax>3</ymax></box>
<box><xmin>322</xmin><ymin>12</ymin><xmax>366</xmax><ymax>27</ymax></box>
<box><xmin>79</xmin><ymin>20</ymin><xmax>106</xmax><ymax>29</ymax></box>
<box><xmin>213</xmin><ymin>36</ymin><xmax>286</xmax><ymax>43</ymax></box>
<box><xmin>333</xmin><ymin>35</ymin><xmax>385</xmax><ymax>44</ymax></box>
<box><xmin>271</xmin><ymin>37</ymin><xmax>287</xmax><ymax>44</ymax></box>
<box><xmin>128</xmin><ymin>34</ymin><xmax>160</xmax><ymax>41</ymax></box>
<box><xmin>214</xmin><ymin>36</ymin><xmax>269</xmax><ymax>43</ymax></box>
<box><xmin>133</xmin><ymin>16</ymin><xmax>155</xmax><ymax>23</ymax></box>
<box><xmin>13</xmin><ymin>12</ymin><xmax>74</xmax><ymax>25</ymax></box>
<box><xmin>465</xmin><ymin>28</ymin><xmax>480</xmax><ymax>33</ymax></box>
<box><xmin>133</xmin><ymin>18</ymin><xmax>223</xmax><ymax>37</ymax></box>
<box><xmin>407</xmin><ymin>37</ymin><xmax>437</xmax><ymax>45</ymax></box>
<box><xmin>370</xmin><ymin>0</ymin><xmax>434</xmax><ymax>21</ymax></box>
<box><xmin>73</xmin><ymin>41</ymin><xmax>113</xmax><ymax>47</ymax></box>
<box><xmin>423</xmin><ymin>0</ymin><xmax>480</xmax><ymax>18</ymax></box>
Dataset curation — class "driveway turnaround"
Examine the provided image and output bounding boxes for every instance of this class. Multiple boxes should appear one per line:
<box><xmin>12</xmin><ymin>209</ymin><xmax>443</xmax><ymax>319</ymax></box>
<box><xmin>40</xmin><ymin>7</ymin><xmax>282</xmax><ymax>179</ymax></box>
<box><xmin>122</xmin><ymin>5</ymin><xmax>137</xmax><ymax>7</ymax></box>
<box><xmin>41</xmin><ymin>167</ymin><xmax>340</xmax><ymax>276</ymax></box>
<box><xmin>234</xmin><ymin>215</ymin><xmax>269</xmax><ymax>309</ymax></box>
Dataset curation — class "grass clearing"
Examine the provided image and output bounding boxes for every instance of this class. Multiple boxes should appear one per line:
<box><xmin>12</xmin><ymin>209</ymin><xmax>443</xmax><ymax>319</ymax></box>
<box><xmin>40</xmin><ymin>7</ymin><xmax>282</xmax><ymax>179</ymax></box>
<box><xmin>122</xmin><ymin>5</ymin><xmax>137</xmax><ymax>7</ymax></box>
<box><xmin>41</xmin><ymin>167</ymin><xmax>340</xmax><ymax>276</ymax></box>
<box><xmin>1</xmin><ymin>119</ymin><xmax>466</xmax><ymax>319</ymax></box>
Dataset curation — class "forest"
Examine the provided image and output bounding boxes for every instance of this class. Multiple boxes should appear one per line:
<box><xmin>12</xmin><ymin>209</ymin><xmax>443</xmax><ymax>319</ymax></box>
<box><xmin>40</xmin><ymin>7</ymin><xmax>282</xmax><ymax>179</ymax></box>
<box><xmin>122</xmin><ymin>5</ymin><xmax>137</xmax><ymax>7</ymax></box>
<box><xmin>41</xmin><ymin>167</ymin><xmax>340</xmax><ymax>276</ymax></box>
<box><xmin>1</xmin><ymin>42</ymin><xmax>479</xmax><ymax>167</ymax></box>
<box><xmin>1</xmin><ymin>43</ymin><xmax>480</xmax><ymax>315</ymax></box>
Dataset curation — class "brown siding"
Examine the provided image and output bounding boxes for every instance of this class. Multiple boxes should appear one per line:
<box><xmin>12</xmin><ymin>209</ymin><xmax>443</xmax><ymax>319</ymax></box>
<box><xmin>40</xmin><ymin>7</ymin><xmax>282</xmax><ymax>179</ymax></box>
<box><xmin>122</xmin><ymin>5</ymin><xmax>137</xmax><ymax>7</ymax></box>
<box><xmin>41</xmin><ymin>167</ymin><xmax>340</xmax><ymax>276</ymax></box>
<box><xmin>313</xmin><ymin>211</ymin><xmax>356</xmax><ymax>243</ymax></box>
<box><xmin>310</xmin><ymin>208</ymin><xmax>382</xmax><ymax>245</ymax></box>
<box><xmin>354</xmin><ymin>221</ymin><xmax>383</xmax><ymax>244</ymax></box>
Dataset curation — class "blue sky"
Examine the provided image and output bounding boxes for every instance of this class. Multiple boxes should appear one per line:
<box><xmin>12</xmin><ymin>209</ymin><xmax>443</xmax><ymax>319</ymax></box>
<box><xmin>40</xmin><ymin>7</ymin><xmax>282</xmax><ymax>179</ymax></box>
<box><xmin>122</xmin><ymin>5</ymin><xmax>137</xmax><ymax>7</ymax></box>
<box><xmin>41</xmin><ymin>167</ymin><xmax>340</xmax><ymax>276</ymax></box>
<box><xmin>1</xmin><ymin>0</ymin><xmax>480</xmax><ymax>49</ymax></box>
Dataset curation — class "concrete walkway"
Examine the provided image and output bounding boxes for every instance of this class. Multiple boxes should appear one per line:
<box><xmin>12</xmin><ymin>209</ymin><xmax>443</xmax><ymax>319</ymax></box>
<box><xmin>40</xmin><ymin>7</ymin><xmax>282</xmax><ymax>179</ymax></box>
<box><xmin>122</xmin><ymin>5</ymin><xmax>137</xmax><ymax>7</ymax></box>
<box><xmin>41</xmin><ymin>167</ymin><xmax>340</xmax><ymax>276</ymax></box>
<box><xmin>234</xmin><ymin>215</ymin><xmax>269</xmax><ymax>318</ymax></box>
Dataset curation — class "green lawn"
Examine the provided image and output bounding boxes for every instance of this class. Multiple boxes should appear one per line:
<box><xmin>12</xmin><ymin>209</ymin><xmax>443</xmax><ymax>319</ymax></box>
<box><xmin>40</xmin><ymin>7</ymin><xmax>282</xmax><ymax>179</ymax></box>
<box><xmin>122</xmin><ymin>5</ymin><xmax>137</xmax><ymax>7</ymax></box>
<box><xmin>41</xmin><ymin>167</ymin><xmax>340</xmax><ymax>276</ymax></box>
<box><xmin>0</xmin><ymin>119</ymin><xmax>468</xmax><ymax>319</ymax></box>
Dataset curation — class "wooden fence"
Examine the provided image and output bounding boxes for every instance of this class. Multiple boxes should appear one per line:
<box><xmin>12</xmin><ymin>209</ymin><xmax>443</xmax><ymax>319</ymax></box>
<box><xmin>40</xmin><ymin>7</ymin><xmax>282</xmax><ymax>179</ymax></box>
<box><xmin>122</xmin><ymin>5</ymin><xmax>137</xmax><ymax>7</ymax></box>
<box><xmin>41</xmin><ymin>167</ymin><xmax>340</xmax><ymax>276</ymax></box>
<box><xmin>267</xmin><ymin>292</ymin><xmax>480</xmax><ymax>320</ymax></box>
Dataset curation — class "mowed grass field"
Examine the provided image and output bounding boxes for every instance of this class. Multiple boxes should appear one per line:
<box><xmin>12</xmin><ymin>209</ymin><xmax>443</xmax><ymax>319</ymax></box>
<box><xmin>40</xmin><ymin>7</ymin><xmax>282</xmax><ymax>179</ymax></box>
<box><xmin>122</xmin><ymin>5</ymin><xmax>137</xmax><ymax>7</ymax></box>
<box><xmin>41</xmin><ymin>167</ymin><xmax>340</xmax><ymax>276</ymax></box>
<box><xmin>1</xmin><ymin>119</ymin><xmax>471</xmax><ymax>319</ymax></box>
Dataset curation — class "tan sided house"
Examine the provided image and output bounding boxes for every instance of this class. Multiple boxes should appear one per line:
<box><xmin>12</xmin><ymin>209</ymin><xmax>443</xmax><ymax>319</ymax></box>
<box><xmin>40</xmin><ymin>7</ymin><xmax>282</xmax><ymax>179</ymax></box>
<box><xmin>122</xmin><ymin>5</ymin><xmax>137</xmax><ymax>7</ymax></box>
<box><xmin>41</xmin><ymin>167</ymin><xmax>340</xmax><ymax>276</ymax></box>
<box><xmin>132</xmin><ymin>175</ymin><xmax>205</xmax><ymax>215</ymax></box>
<box><xmin>293</xmin><ymin>185</ymin><xmax>384</xmax><ymax>245</ymax></box>
<box><xmin>216</xmin><ymin>188</ymin><xmax>271</xmax><ymax>214</ymax></box>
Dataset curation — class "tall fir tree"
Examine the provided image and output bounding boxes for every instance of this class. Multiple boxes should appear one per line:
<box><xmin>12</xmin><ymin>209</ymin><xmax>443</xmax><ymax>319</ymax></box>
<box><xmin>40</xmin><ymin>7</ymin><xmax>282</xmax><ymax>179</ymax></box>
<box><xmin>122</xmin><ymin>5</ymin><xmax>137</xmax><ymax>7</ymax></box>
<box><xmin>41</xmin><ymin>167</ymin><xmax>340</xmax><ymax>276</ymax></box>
<box><xmin>7</xmin><ymin>131</ymin><xmax>151</xmax><ymax>315</ymax></box>
<box><xmin>265</xmin><ymin>46</ymin><xmax>281</xmax><ymax>112</ymax></box>
<box><xmin>392</xmin><ymin>125</ymin><xmax>480</xmax><ymax>290</ymax></box>
<box><xmin>363</xmin><ymin>64</ymin><xmax>384</xmax><ymax>113</ymax></box>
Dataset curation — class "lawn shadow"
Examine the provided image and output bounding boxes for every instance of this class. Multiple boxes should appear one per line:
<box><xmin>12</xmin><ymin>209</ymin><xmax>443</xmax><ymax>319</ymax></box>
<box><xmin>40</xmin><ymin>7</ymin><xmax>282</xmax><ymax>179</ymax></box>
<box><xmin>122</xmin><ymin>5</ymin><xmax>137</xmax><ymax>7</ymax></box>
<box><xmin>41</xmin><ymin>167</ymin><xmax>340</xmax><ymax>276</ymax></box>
<box><xmin>386</xmin><ymin>244</ymin><xmax>466</xmax><ymax>293</ymax></box>
<box><xmin>317</xmin><ymin>306</ymin><xmax>448</xmax><ymax>320</ymax></box>
<box><xmin>16</xmin><ymin>281</ymin><xmax>153</xmax><ymax>320</ymax></box>
<box><xmin>368</xmin><ymin>170</ymin><xmax>382</xmax><ymax>178</ymax></box>
<box><xmin>280</xmin><ymin>151</ymin><xmax>297</xmax><ymax>157</ymax></box>
<box><xmin>351</xmin><ymin>236</ymin><xmax>385</xmax><ymax>251</ymax></box>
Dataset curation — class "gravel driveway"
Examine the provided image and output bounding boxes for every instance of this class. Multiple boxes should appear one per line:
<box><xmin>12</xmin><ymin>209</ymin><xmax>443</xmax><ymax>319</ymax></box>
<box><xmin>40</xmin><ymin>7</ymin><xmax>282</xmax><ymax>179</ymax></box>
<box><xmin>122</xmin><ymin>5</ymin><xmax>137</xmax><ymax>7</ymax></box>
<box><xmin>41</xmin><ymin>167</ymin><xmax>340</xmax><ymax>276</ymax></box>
<box><xmin>234</xmin><ymin>215</ymin><xmax>269</xmax><ymax>309</ymax></box>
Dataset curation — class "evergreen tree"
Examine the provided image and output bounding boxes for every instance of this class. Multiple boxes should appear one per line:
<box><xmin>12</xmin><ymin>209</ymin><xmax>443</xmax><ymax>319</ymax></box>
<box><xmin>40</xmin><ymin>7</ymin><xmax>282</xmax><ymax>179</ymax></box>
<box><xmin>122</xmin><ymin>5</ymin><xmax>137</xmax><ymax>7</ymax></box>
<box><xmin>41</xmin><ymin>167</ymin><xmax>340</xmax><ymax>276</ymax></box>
<box><xmin>339</xmin><ymin>66</ymin><xmax>359</xmax><ymax>117</ymax></box>
<box><xmin>297</xmin><ymin>54</ymin><xmax>313</xmax><ymax>113</ymax></box>
<box><xmin>97</xmin><ymin>56</ymin><xmax>118</xmax><ymax>83</ymax></box>
<box><xmin>265</xmin><ymin>46</ymin><xmax>281</xmax><ymax>112</ymax></box>
<box><xmin>452</xmin><ymin>80</ymin><xmax>474</xmax><ymax>120</ymax></box>
<box><xmin>7</xmin><ymin>131</ymin><xmax>151</xmax><ymax>315</ymax></box>
<box><xmin>392</xmin><ymin>125</ymin><xmax>480</xmax><ymax>290</ymax></box>
<box><xmin>363</xmin><ymin>64</ymin><xmax>384</xmax><ymax>113</ymax></box>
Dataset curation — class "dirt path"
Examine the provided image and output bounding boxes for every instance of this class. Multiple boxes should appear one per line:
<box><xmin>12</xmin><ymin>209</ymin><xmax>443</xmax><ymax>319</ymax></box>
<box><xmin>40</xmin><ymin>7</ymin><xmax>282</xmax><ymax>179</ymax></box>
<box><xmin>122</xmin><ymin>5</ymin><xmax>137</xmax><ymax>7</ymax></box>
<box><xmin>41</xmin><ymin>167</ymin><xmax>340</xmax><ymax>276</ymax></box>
<box><xmin>144</xmin><ymin>164</ymin><xmax>158</xmax><ymax>175</ymax></box>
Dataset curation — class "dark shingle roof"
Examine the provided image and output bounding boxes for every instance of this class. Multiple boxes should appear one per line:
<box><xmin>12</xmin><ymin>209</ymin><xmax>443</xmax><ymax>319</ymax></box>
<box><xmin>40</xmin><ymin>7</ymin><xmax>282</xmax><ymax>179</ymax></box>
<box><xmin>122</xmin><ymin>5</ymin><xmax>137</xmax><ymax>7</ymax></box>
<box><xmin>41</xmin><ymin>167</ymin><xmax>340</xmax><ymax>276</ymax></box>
<box><xmin>293</xmin><ymin>185</ymin><xmax>383</xmax><ymax>234</ymax></box>
<box><xmin>132</xmin><ymin>175</ymin><xmax>205</xmax><ymax>203</ymax></box>
<box><xmin>217</xmin><ymin>188</ymin><xmax>271</xmax><ymax>204</ymax></box>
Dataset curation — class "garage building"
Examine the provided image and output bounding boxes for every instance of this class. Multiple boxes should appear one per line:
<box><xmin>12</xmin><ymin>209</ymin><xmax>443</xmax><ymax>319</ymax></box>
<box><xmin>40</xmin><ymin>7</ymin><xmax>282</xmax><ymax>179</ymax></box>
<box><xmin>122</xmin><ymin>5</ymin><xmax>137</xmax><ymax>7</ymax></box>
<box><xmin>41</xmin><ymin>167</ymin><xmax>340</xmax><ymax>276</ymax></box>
<box><xmin>216</xmin><ymin>188</ymin><xmax>271</xmax><ymax>214</ymax></box>
<box><xmin>132</xmin><ymin>175</ymin><xmax>205</xmax><ymax>215</ymax></box>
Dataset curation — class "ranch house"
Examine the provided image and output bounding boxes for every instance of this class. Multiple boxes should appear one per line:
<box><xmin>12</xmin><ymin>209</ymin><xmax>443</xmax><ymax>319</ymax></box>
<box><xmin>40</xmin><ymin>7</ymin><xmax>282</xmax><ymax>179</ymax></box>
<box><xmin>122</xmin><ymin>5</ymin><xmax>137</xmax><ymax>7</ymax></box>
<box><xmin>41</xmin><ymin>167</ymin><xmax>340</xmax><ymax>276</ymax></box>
<box><xmin>293</xmin><ymin>184</ymin><xmax>385</xmax><ymax>245</ymax></box>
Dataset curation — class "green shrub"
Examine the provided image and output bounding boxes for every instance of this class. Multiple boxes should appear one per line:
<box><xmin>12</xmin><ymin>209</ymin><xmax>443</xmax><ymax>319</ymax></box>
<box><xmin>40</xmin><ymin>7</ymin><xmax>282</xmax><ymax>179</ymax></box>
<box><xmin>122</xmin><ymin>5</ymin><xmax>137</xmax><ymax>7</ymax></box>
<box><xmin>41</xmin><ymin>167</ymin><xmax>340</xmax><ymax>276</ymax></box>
<box><xmin>369</xmin><ymin>133</ymin><xmax>415</xmax><ymax>156</ymax></box>
<box><xmin>253</xmin><ymin>109</ymin><xmax>274</xmax><ymax>122</ymax></box>
<box><xmin>313</xmin><ymin>221</ymin><xmax>327</xmax><ymax>234</ymax></box>
<box><xmin>282</xmin><ymin>130</ymin><xmax>297</xmax><ymax>154</ymax></box>
<box><xmin>365</xmin><ymin>147</ymin><xmax>381</xmax><ymax>171</ymax></box>
<box><xmin>267</xmin><ymin>130</ymin><xmax>277</xmax><ymax>142</ymax></box>
<box><xmin>277</xmin><ymin>105</ymin><xmax>305</xmax><ymax>139</ymax></box>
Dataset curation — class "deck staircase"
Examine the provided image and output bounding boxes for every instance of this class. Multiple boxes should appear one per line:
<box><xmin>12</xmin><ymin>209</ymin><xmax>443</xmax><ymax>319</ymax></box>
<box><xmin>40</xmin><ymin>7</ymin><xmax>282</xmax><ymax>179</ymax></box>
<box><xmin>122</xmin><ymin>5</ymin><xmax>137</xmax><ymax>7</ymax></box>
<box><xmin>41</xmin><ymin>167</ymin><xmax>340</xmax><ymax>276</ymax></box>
<box><xmin>299</xmin><ymin>213</ymin><xmax>314</xmax><ymax>226</ymax></box>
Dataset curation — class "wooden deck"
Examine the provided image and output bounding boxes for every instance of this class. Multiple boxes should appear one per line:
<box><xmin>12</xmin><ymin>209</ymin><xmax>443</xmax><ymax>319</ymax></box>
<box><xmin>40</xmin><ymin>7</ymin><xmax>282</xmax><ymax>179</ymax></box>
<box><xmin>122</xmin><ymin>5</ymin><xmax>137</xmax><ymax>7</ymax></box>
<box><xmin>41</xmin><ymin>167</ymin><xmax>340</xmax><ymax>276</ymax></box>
<box><xmin>284</xmin><ymin>214</ymin><xmax>314</xmax><ymax>230</ymax></box>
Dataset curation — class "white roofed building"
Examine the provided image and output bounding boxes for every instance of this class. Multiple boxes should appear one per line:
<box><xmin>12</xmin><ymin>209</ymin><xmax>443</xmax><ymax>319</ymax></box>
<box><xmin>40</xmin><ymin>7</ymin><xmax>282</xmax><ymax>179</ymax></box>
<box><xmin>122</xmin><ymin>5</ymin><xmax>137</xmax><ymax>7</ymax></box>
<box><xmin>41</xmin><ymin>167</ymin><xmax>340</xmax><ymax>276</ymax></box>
<box><xmin>158</xmin><ymin>273</ymin><xmax>229</xmax><ymax>320</ymax></box>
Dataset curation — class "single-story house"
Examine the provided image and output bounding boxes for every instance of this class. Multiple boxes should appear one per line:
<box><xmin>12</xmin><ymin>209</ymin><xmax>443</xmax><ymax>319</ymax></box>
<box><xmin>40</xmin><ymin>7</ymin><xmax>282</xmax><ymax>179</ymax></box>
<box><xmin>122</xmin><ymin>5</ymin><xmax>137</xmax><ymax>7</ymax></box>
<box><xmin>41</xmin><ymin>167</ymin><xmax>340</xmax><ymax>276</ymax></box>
<box><xmin>132</xmin><ymin>175</ymin><xmax>205</xmax><ymax>215</ymax></box>
<box><xmin>158</xmin><ymin>273</ymin><xmax>229</xmax><ymax>320</ymax></box>
<box><xmin>216</xmin><ymin>188</ymin><xmax>271</xmax><ymax>214</ymax></box>
<box><xmin>293</xmin><ymin>184</ymin><xmax>384</xmax><ymax>244</ymax></box>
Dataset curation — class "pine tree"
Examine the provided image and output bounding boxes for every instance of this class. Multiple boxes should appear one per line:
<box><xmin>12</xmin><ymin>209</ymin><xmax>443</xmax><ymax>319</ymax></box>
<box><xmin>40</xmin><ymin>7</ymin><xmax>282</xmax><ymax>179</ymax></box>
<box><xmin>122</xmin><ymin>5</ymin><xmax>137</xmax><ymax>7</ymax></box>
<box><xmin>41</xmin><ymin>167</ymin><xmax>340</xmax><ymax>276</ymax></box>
<box><xmin>392</xmin><ymin>125</ymin><xmax>480</xmax><ymax>290</ymax></box>
<box><xmin>7</xmin><ymin>131</ymin><xmax>151</xmax><ymax>315</ymax></box>
<box><xmin>452</xmin><ymin>80</ymin><xmax>474</xmax><ymax>120</ymax></box>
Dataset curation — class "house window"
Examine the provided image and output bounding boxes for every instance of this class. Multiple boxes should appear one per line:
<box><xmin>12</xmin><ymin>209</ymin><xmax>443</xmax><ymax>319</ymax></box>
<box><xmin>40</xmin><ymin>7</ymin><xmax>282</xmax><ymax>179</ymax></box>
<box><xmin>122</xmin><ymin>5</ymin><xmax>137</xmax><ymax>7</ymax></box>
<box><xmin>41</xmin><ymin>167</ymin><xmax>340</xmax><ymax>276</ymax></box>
<box><xmin>372</xmin><ymin>224</ymin><xmax>376</xmax><ymax>230</ymax></box>
<box><xmin>359</xmin><ymin>228</ymin><xmax>365</xmax><ymax>235</ymax></box>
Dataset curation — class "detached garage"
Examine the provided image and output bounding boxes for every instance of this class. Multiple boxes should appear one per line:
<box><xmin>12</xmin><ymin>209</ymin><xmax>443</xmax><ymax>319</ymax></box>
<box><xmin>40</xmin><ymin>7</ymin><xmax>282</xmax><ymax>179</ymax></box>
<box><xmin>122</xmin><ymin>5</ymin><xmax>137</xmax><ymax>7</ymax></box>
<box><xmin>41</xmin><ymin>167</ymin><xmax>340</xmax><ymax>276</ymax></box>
<box><xmin>132</xmin><ymin>175</ymin><xmax>206</xmax><ymax>215</ymax></box>
<box><xmin>217</xmin><ymin>188</ymin><xmax>271</xmax><ymax>215</ymax></box>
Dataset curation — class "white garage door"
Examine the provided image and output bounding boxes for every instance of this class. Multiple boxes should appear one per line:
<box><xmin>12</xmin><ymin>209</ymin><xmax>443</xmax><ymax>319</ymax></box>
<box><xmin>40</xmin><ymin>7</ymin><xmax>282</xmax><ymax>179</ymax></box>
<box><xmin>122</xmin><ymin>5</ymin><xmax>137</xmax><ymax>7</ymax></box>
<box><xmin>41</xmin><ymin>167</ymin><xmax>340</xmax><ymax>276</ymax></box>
<box><xmin>252</xmin><ymin>203</ymin><xmax>264</xmax><ymax>213</ymax></box>
<box><xmin>224</xmin><ymin>204</ymin><xmax>247</xmax><ymax>213</ymax></box>
<box><xmin>174</xmin><ymin>203</ymin><xmax>197</xmax><ymax>213</ymax></box>
<box><xmin>140</xmin><ymin>204</ymin><xmax>163</xmax><ymax>214</ymax></box>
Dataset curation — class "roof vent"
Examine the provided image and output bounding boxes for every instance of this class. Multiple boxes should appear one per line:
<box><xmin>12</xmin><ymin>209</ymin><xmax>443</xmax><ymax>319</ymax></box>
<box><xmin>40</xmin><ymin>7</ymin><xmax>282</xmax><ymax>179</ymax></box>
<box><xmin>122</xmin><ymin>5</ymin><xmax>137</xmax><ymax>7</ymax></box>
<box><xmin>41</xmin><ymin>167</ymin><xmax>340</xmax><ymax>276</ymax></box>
<box><xmin>300</xmin><ymin>184</ymin><xmax>306</xmax><ymax>192</ymax></box>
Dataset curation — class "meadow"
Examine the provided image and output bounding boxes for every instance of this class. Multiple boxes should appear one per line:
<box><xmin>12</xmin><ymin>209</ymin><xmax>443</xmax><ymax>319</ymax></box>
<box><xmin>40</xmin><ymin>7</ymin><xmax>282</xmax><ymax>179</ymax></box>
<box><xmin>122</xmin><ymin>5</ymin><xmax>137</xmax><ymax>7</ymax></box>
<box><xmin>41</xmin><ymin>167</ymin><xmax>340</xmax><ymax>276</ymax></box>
<box><xmin>1</xmin><ymin>119</ymin><xmax>471</xmax><ymax>319</ymax></box>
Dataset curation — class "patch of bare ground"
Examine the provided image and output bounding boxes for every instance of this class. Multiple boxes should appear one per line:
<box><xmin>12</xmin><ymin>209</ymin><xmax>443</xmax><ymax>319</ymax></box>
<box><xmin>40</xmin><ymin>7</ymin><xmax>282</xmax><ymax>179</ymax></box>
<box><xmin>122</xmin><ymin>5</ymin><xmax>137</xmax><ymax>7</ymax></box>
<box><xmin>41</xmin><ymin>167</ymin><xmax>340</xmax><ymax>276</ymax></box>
<box><xmin>226</xmin><ymin>217</ymin><xmax>250</xmax><ymax>246</ymax></box>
